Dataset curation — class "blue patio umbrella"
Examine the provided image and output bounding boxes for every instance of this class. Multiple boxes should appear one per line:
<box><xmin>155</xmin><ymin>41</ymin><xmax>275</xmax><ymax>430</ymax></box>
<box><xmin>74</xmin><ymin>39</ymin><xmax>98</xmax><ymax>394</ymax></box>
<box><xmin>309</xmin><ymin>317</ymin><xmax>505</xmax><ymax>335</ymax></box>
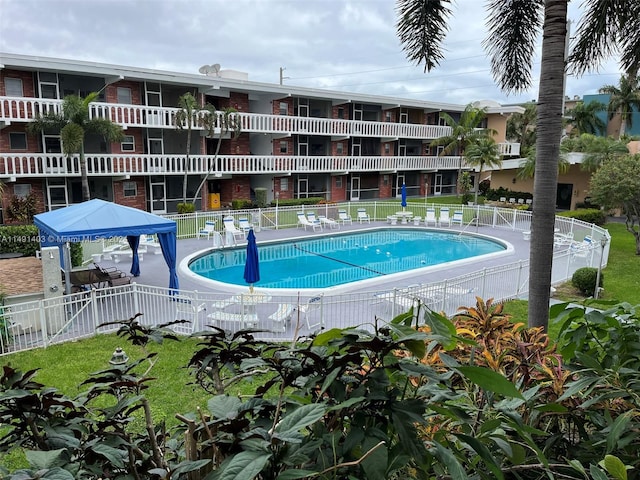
<box><xmin>401</xmin><ymin>183</ymin><xmax>407</xmax><ymax>210</ymax></box>
<box><xmin>243</xmin><ymin>229</ymin><xmax>260</xmax><ymax>292</ymax></box>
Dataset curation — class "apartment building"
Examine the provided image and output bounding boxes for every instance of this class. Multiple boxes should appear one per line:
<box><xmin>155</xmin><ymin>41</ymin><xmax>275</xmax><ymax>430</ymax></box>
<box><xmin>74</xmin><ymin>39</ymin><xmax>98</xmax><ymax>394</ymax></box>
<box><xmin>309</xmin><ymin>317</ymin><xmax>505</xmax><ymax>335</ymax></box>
<box><xmin>0</xmin><ymin>52</ymin><xmax>522</xmax><ymax>222</ymax></box>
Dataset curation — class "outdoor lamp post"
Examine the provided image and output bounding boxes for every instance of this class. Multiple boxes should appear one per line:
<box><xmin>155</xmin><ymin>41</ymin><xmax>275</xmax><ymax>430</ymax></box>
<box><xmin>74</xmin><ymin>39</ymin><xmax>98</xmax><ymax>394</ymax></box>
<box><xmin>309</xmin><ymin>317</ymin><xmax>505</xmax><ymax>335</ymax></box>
<box><xmin>109</xmin><ymin>347</ymin><xmax>129</xmax><ymax>365</ymax></box>
<box><xmin>594</xmin><ymin>237</ymin><xmax>608</xmax><ymax>299</ymax></box>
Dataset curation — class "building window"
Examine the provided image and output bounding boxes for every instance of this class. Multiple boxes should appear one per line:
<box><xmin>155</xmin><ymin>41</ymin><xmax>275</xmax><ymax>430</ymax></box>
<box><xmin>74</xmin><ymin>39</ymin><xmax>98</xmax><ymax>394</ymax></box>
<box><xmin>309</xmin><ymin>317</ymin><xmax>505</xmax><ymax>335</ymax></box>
<box><xmin>121</xmin><ymin>135</ymin><xmax>135</xmax><ymax>152</ymax></box>
<box><xmin>123</xmin><ymin>181</ymin><xmax>137</xmax><ymax>197</ymax></box>
<box><xmin>279</xmin><ymin>102</ymin><xmax>288</xmax><ymax>115</ymax></box>
<box><xmin>280</xmin><ymin>178</ymin><xmax>289</xmax><ymax>191</ymax></box>
<box><xmin>280</xmin><ymin>141</ymin><xmax>288</xmax><ymax>153</ymax></box>
<box><xmin>14</xmin><ymin>184</ymin><xmax>31</xmax><ymax>199</ymax></box>
<box><xmin>5</xmin><ymin>78</ymin><xmax>23</xmax><ymax>97</ymax></box>
<box><xmin>9</xmin><ymin>132</ymin><xmax>27</xmax><ymax>150</ymax></box>
<box><xmin>336</xmin><ymin>177</ymin><xmax>342</xmax><ymax>188</ymax></box>
<box><xmin>117</xmin><ymin>87</ymin><xmax>132</xmax><ymax>104</ymax></box>
<box><xmin>385</xmin><ymin>111</ymin><xmax>391</xmax><ymax>122</ymax></box>
<box><xmin>384</xmin><ymin>143</ymin><xmax>390</xmax><ymax>154</ymax></box>
<box><xmin>336</xmin><ymin>142</ymin><xmax>343</xmax><ymax>154</ymax></box>
<box><xmin>337</xmin><ymin>107</ymin><xmax>344</xmax><ymax>119</ymax></box>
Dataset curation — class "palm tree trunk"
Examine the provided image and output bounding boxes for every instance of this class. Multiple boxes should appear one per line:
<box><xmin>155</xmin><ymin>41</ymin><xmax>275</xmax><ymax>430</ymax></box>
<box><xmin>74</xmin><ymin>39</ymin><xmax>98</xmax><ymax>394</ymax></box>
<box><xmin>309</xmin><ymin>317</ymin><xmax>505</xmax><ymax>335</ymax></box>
<box><xmin>619</xmin><ymin>115</ymin><xmax>626</xmax><ymax>139</ymax></box>
<box><xmin>527</xmin><ymin>0</ymin><xmax>568</xmax><ymax>331</ymax></box>
<box><xmin>182</xmin><ymin>129</ymin><xmax>191</xmax><ymax>204</ymax></box>
<box><xmin>80</xmin><ymin>144</ymin><xmax>90</xmax><ymax>202</ymax></box>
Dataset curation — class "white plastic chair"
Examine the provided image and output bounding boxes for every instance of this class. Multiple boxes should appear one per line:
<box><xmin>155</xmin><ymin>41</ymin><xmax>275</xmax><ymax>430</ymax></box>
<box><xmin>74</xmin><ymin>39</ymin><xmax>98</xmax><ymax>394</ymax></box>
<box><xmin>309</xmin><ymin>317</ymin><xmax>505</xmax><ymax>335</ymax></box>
<box><xmin>198</xmin><ymin>221</ymin><xmax>216</xmax><ymax>240</ymax></box>
<box><xmin>338</xmin><ymin>209</ymin><xmax>352</xmax><ymax>225</ymax></box>
<box><xmin>356</xmin><ymin>208</ymin><xmax>370</xmax><ymax>224</ymax></box>
<box><xmin>238</xmin><ymin>217</ymin><xmax>253</xmax><ymax>236</ymax></box>
<box><xmin>424</xmin><ymin>209</ymin><xmax>437</xmax><ymax>227</ymax></box>
<box><xmin>439</xmin><ymin>208</ymin><xmax>451</xmax><ymax>227</ymax></box>
<box><xmin>174</xmin><ymin>295</ymin><xmax>206</xmax><ymax>333</ymax></box>
<box><xmin>298</xmin><ymin>295</ymin><xmax>323</xmax><ymax>330</ymax></box>
<box><xmin>297</xmin><ymin>212</ymin><xmax>322</xmax><ymax>232</ymax></box>
<box><xmin>223</xmin><ymin>216</ymin><xmax>245</xmax><ymax>244</ymax></box>
<box><xmin>268</xmin><ymin>303</ymin><xmax>295</xmax><ymax>332</ymax></box>
<box><xmin>451</xmin><ymin>210</ymin><xmax>464</xmax><ymax>226</ymax></box>
<box><xmin>318</xmin><ymin>215</ymin><xmax>340</xmax><ymax>229</ymax></box>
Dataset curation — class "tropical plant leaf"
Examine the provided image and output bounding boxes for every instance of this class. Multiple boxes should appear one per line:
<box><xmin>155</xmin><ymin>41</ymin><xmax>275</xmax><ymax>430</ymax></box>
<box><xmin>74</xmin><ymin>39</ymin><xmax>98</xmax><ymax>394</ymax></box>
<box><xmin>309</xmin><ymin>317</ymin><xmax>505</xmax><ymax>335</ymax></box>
<box><xmin>590</xmin><ymin>464</ymin><xmax>610</xmax><ymax>480</ymax></box>
<box><xmin>602</xmin><ymin>455</ymin><xmax>628</xmax><ymax>480</ymax></box>
<box><xmin>208</xmin><ymin>395</ymin><xmax>243</xmax><ymax>419</ymax></box>
<box><xmin>274</xmin><ymin>403</ymin><xmax>326</xmax><ymax>435</ymax></box>
<box><xmin>606</xmin><ymin>412</ymin><xmax>633</xmax><ymax>453</ymax></box>
<box><xmin>276</xmin><ymin>470</ymin><xmax>320</xmax><ymax>480</ymax></box>
<box><xmin>433</xmin><ymin>441</ymin><xmax>469</xmax><ymax>480</ymax></box>
<box><xmin>24</xmin><ymin>449</ymin><xmax>68</xmax><ymax>469</ymax></box>
<box><xmin>457</xmin><ymin>366</ymin><xmax>523</xmax><ymax>399</ymax></box>
<box><xmin>211</xmin><ymin>451</ymin><xmax>271</xmax><ymax>480</ymax></box>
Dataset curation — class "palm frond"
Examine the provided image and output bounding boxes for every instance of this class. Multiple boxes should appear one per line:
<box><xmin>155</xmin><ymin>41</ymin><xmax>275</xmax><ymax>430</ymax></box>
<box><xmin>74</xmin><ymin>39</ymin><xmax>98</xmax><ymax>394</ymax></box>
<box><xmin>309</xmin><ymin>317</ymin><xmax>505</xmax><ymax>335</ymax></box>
<box><xmin>395</xmin><ymin>0</ymin><xmax>454</xmax><ymax>72</ymax></box>
<box><xmin>85</xmin><ymin>118</ymin><xmax>125</xmax><ymax>142</ymax></box>
<box><xmin>568</xmin><ymin>0</ymin><xmax>631</xmax><ymax>75</ymax></box>
<box><xmin>484</xmin><ymin>0</ymin><xmax>544</xmax><ymax>93</ymax></box>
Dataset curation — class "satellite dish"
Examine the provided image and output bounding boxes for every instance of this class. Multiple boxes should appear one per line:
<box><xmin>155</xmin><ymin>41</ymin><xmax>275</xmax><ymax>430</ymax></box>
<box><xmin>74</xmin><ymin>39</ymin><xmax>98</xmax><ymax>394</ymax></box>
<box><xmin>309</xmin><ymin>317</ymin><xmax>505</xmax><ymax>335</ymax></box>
<box><xmin>198</xmin><ymin>64</ymin><xmax>222</xmax><ymax>76</ymax></box>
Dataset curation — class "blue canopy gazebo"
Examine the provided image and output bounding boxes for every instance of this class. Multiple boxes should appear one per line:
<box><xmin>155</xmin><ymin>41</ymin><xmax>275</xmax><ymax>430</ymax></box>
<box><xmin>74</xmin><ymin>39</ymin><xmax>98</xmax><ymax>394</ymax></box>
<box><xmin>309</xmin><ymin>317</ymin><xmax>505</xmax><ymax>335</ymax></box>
<box><xmin>34</xmin><ymin>199</ymin><xmax>179</xmax><ymax>293</ymax></box>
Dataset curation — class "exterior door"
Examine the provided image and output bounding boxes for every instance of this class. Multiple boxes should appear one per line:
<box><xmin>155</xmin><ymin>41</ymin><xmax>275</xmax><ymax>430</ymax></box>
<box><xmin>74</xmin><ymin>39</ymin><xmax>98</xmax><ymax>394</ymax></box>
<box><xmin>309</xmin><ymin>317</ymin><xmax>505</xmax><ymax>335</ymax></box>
<box><xmin>150</xmin><ymin>181</ymin><xmax>167</xmax><ymax>214</ymax></box>
<box><xmin>351</xmin><ymin>176</ymin><xmax>360</xmax><ymax>201</ymax></box>
<box><xmin>395</xmin><ymin>174</ymin><xmax>405</xmax><ymax>198</ymax></box>
<box><xmin>46</xmin><ymin>179</ymin><xmax>69</xmax><ymax>210</ymax></box>
<box><xmin>297</xmin><ymin>177</ymin><xmax>309</xmax><ymax>198</ymax></box>
<box><xmin>434</xmin><ymin>174</ymin><xmax>443</xmax><ymax>196</ymax></box>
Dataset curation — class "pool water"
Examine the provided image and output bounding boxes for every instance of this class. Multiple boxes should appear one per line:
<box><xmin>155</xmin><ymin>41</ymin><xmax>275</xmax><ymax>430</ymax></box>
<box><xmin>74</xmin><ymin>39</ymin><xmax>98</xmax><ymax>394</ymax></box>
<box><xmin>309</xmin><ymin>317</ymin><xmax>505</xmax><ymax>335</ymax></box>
<box><xmin>188</xmin><ymin>229</ymin><xmax>506</xmax><ymax>289</ymax></box>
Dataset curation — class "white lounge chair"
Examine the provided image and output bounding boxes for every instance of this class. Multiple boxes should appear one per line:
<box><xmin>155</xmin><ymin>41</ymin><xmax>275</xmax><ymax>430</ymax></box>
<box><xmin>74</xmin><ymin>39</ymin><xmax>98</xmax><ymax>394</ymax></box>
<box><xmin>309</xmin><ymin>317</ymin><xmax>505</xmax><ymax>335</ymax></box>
<box><xmin>318</xmin><ymin>215</ymin><xmax>340</xmax><ymax>229</ymax></box>
<box><xmin>174</xmin><ymin>295</ymin><xmax>206</xmax><ymax>334</ymax></box>
<box><xmin>356</xmin><ymin>208</ymin><xmax>370</xmax><ymax>224</ymax></box>
<box><xmin>451</xmin><ymin>210</ymin><xmax>464</xmax><ymax>226</ymax></box>
<box><xmin>141</xmin><ymin>234</ymin><xmax>162</xmax><ymax>254</ymax></box>
<box><xmin>297</xmin><ymin>212</ymin><xmax>322</xmax><ymax>232</ymax></box>
<box><xmin>439</xmin><ymin>208</ymin><xmax>451</xmax><ymax>227</ymax></box>
<box><xmin>298</xmin><ymin>295</ymin><xmax>323</xmax><ymax>330</ymax></box>
<box><xmin>198</xmin><ymin>221</ymin><xmax>216</xmax><ymax>240</ymax></box>
<box><xmin>223</xmin><ymin>216</ymin><xmax>245</xmax><ymax>244</ymax></box>
<box><xmin>268</xmin><ymin>303</ymin><xmax>295</xmax><ymax>332</ymax></box>
<box><xmin>338</xmin><ymin>209</ymin><xmax>352</xmax><ymax>225</ymax></box>
<box><xmin>237</xmin><ymin>217</ymin><xmax>253</xmax><ymax>236</ymax></box>
<box><xmin>424</xmin><ymin>208</ymin><xmax>437</xmax><ymax>227</ymax></box>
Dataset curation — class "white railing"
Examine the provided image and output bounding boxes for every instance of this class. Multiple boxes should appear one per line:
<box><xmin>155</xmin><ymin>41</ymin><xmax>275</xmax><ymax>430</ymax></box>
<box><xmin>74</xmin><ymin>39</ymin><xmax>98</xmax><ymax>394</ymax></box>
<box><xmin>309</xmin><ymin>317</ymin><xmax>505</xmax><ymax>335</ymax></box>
<box><xmin>1</xmin><ymin>204</ymin><xmax>609</xmax><ymax>356</ymax></box>
<box><xmin>0</xmin><ymin>96</ymin><xmax>520</xmax><ymax>156</ymax></box>
<box><xmin>0</xmin><ymin>153</ymin><xmax>464</xmax><ymax>177</ymax></box>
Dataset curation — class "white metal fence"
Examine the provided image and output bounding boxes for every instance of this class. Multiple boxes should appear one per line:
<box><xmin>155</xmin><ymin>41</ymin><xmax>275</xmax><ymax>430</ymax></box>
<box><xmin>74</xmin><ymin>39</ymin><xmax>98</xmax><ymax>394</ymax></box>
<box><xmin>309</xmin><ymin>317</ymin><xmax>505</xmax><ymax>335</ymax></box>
<box><xmin>1</xmin><ymin>204</ymin><xmax>609</xmax><ymax>356</ymax></box>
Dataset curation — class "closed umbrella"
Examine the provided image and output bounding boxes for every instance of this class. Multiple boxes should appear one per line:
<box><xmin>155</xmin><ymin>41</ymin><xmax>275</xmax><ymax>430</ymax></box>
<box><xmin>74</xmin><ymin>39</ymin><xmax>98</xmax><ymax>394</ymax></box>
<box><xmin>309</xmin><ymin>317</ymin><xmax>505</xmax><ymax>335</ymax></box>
<box><xmin>243</xmin><ymin>229</ymin><xmax>260</xmax><ymax>292</ymax></box>
<box><xmin>401</xmin><ymin>183</ymin><xmax>407</xmax><ymax>210</ymax></box>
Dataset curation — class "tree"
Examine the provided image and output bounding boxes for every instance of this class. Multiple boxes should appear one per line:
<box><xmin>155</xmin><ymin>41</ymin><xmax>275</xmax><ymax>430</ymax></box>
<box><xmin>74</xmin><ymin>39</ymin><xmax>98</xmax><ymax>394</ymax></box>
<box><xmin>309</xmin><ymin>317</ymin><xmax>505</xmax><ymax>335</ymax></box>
<box><xmin>506</xmin><ymin>101</ymin><xmax>537</xmax><ymax>155</ymax></box>
<box><xmin>430</xmin><ymin>104</ymin><xmax>495</xmax><ymax>196</ymax></box>
<box><xmin>599</xmin><ymin>73</ymin><xmax>640</xmax><ymax>138</ymax></box>
<box><xmin>191</xmin><ymin>105</ymin><xmax>241</xmax><ymax>205</ymax></box>
<box><xmin>517</xmin><ymin>149</ymin><xmax>569</xmax><ymax>180</ymax></box>
<box><xmin>564</xmin><ymin>134</ymin><xmax>629</xmax><ymax>171</ymax></box>
<box><xmin>464</xmin><ymin>136</ymin><xmax>503</xmax><ymax>204</ymax></box>
<box><xmin>396</xmin><ymin>0</ymin><xmax>640</xmax><ymax>331</ymax></box>
<box><xmin>565</xmin><ymin>100</ymin><xmax>607</xmax><ymax>136</ymax></box>
<box><xmin>27</xmin><ymin>93</ymin><xmax>124</xmax><ymax>202</ymax></box>
<box><xmin>175</xmin><ymin>92</ymin><xmax>199</xmax><ymax>206</ymax></box>
<box><xmin>589</xmin><ymin>154</ymin><xmax>640</xmax><ymax>254</ymax></box>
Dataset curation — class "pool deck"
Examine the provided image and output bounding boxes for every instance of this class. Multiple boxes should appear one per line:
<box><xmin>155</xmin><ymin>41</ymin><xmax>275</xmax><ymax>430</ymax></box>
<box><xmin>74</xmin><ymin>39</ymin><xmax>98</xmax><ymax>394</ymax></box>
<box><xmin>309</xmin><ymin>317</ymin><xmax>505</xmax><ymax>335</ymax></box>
<box><xmin>97</xmin><ymin>221</ymin><xmax>531</xmax><ymax>297</ymax></box>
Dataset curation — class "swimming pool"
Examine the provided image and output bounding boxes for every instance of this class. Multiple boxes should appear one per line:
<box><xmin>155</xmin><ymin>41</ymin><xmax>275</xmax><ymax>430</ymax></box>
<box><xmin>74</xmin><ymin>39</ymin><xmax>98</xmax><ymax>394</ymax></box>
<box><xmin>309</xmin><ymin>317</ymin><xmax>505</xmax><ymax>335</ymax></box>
<box><xmin>183</xmin><ymin>228</ymin><xmax>509</xmax><ymax>293</ymax></box>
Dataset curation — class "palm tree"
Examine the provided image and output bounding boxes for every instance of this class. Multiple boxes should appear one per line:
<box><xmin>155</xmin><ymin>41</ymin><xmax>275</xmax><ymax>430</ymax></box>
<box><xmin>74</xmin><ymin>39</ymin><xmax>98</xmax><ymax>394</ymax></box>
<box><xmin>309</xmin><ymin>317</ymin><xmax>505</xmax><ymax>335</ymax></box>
<box><xmin>567</xmin><ymin>134</ymin><xmax>629</xmax><ymax>171</ymax></box>
<box><xmin>506</xmin><ymin>101</ymin><xmax>537</xmax><ymax>155</ymax></box>
<box><xmin>430</xmin><ymin>104</ymin><xmax>495</xmax><ymax>196</ymax></box>
<box><xmin>565</xmin><ymin>100</ymin><xmax>607</xmax><ymax>136</ymax></box>
<box><xmin>27</xmin><ymin>93</ymin><xmax>124</xmax><ymax>202</ymax></box>
<box><xmin>517</xmin><ymin>149</ymin><xmax>570</xmax><ymax>180</ymax></box>
<box><xmin>599</xmin><ymin>74</ymin><xmax>640</xmax><ymax>138</ymax></box>
<box><xmin>175</xmin><ymin>92</ymin><xmax>199</xmax><ymax>206</ymax></box>
<box><xmin>464</xmin><ymin>136</ymin><xmax>503</xmax><ymax>204</ymax></box>
<box><xmin>191</xmin><ymin>105</ymin><xmax>241</xmax><ymax>205</ymax></box>
<box><xmin>396</xmin><ymin>0</ymin><xmax>639</xmax><ymax>331</ymax></box>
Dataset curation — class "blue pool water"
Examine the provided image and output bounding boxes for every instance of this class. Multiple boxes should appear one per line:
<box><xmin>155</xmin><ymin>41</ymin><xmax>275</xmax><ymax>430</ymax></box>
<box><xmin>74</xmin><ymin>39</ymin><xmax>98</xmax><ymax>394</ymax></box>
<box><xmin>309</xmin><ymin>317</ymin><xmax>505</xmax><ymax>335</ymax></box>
<box><xmin>188</xmin><ymin>229</ymin><xmax>506</xmax><ymax>289</ymax></box>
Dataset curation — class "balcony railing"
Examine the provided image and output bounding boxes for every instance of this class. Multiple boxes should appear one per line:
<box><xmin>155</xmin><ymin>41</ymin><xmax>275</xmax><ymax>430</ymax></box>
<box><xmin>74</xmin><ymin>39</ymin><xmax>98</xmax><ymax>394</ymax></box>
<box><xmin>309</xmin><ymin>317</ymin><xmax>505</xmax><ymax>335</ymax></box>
<box><xmin>1</xmin><ymin>96</ymin><xmax>515</xmax><ymax>156</ymax></box>
<box><xmin>0</xmin><ymin>153</ymin><xmax>465</xmax><ymax>178</ymax></box>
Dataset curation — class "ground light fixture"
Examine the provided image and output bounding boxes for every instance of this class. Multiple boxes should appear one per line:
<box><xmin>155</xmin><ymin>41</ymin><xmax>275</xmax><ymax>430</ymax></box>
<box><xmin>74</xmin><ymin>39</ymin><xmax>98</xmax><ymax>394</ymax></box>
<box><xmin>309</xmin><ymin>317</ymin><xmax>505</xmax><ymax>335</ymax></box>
<box><xmin>594</xmin><ymin>237</ymin><xmax>608</xmax><ymax>300</ymax></box>
<box><xmin>109</xmin><ymin>347</ymin><xmax>129</xmax><ymax>365</ymax></box>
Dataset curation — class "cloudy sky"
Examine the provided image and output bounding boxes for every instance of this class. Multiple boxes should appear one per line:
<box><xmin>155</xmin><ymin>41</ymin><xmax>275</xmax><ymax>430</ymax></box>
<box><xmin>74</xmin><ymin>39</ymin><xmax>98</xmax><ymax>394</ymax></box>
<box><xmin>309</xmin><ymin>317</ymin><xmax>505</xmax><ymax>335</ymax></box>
<box><xmin>0</xmin><ymin>0</ymin><xmax>624</xmax><ymax>106</ymax></box>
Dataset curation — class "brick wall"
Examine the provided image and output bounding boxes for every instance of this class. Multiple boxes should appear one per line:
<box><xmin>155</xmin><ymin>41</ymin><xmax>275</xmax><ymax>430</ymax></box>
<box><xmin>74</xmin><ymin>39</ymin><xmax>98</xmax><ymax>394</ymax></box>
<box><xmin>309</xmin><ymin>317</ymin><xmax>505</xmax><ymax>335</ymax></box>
<box><xmin>330</xmin><ymin>175</ymin><xmax>347</xmax><ymax>202</ymax></box>
<box><xmin>220</xmin><ymin>176</ymin><xmax>251</xmax><ymax>205</ymax></box>
<box><xmin>112</xmin><ymin>178</ymin><xmax>147</xmax><ymax>210</ymax></box>
<box><xmin>1</xmin><ymin>180</ymin><xmax>46</xmax><ymax>223</ymax></box>
<box><xmin>0</xmin><ymin>69</ymin><xmax>36</xmax><ymax>96</ymax></box>
<box><xmin>378</xmin><ymin>174</ymin><xmax>392</xmax><ymax>198</ymax></box>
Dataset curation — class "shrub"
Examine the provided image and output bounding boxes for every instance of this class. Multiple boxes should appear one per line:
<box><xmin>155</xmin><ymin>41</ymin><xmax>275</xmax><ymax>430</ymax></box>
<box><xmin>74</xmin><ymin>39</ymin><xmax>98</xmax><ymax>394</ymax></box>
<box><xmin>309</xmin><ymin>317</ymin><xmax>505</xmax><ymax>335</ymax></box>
<box><xmin>231</xmin><ymin>198</ymin><xmax>253</xmax><ymax>210</ymax></box>
<box><xmin>269</xmin><ymin>197</ymin><xmax>325</xmax><ymax>207</ymax></box>
<box><xmin>557</xmin><ymin>208</ymin><xmax>606</xmax><ymax>226</ymax></box>
<box><xmin>176</xmin><ymin>202</ymin><xmax>195</xmax><ymax>214</ymax></box>
<box><xmin>253</xmin><ymin>187</ymin><xmax>267</xmax><ymax>208</ymax></box>
<box><xmin>571</xmin><ymin>267</ymin><xmax>602</xmax><ymax>295</ymax></box>
<box><xmin>0</xmin><ymin>225</ymin><xmax>39</xmax><ymax>256</ymax></box>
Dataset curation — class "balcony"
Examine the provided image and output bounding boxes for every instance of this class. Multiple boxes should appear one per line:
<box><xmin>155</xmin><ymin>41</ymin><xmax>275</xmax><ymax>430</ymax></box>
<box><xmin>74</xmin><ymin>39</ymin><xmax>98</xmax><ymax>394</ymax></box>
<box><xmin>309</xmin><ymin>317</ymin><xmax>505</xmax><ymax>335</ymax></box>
<box><xmin>0</xmin><ymin>153</ymin><xmax>464</xmax><ymax>178</ymax></box>
<box><xmin>1</xmin><ymin>95</ymin><xmax>452</xmax><ymax>140</ymax></box>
